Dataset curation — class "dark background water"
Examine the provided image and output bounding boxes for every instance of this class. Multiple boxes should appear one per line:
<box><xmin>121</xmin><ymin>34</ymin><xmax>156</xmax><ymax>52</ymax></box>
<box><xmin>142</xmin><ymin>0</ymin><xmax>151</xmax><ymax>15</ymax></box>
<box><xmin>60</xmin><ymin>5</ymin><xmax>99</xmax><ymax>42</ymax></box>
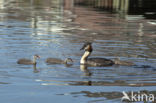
<box><xmin>0</xmin><ymin>0</ymin><xmax>156</xmax><ymax>103</ymax></box>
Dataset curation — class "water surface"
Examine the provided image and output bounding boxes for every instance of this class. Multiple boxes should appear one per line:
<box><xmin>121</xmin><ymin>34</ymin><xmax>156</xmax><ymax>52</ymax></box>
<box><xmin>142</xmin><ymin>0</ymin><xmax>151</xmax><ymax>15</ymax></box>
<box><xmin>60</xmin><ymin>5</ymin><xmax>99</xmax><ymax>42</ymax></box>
<box><xmin>0</xmin><ymin>0</ymin><xmax>156</xmax><ymax>103</ymax></box>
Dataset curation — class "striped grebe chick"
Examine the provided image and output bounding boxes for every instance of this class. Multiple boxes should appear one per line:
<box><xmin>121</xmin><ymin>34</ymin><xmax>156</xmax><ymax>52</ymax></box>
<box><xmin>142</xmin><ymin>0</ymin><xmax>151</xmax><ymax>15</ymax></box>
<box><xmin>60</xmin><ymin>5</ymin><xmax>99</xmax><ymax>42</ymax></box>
<box><xmin>46</xmin><ymin>58</ymin><xmax>73</xmax><ymax>65</ymax></box>
<box><xmin>113</xmin><ymin>58</ymin><xmax>135</xmax><ymax>66</ymax></box>
<box><xmin>17</xmin><ymin>54</ymin><xmax>40</xmax><ymax>65</ymax></box>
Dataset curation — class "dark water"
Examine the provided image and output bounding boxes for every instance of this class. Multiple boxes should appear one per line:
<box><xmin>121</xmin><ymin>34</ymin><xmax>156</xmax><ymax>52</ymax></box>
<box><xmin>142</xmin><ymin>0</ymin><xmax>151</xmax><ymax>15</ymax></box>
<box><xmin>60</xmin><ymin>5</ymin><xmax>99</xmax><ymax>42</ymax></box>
<box><xmin>0</xmin><ymin>0</ymin><xmax>156</xmax><ymax>103</ymax></box>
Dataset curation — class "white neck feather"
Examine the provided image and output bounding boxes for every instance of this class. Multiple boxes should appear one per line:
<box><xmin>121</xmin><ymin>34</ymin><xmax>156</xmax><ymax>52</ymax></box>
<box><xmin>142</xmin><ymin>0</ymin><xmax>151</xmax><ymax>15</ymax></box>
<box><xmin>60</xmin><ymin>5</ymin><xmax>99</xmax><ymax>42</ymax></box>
<box><xmin>80</xmin><ymin>51</ymin><xmax>91</xmax><ymax>64</ymax></box>
<box><xmin>33</xmin><ymin>56</ymin><xmax>36</xmax><ymax>64</ymax></box>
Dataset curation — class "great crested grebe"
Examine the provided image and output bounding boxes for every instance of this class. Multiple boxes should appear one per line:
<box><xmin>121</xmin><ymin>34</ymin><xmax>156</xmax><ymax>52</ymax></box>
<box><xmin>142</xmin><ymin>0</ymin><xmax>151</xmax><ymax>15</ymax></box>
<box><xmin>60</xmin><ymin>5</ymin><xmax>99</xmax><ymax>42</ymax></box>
<box><xmin>113</xmin><ymin>58</ymin><xmax>135</xmax><ymax>66</ymax></box>
<box><xmin>17</xmin><ymin>54</ymin><xmax>40</xmax><ymax>65</ymax></box>
<box><xmin>46</xmin><ymin>58</ymin><xmax>73</xmax><ymax>65</ymax></box>
<box><xmin>80</xmin><ymin>42</ymin><xmax>114</xmax><ymax>66</ymax></box>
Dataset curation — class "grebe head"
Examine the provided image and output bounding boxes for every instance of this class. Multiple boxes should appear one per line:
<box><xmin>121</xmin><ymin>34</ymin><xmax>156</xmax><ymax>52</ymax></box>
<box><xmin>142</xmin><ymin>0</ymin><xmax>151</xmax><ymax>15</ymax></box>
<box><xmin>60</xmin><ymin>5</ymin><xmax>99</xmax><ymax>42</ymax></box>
<box><xmin>80</xmin><ymin>42</ymin><xmax>93</xmax><ymax>52</ymax></box>
<box><xmin>113</xmin><ymin>57</ymin><xmax>120</xmax><ymax>64</ymax></box>
<box><xmin>33</xmin><ymin>54</ymin><xmax>40</xmax><ymax>59</ymax></box>
<box><xmin>65</xmin><ymin>58</ymin><xmax>73</xmax><ymax>64</ymax></box>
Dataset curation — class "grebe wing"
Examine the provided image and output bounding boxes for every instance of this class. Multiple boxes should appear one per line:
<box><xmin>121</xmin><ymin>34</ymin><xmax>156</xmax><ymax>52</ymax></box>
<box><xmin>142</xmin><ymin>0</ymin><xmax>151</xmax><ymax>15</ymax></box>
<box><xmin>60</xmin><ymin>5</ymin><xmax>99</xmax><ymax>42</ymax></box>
<box><xmin>17</xmin><ymin>59</ymin><xmax>32</xmax><ymax>64</ymax></box>
<box><xmin>87</xmin><ymin>58</ymin><xmax>114</xmax><ymax>66</ymax></box>
<box><xmin>46</xmin><ymin>58</ymin><xmax>63</xmax><ymax>64</ymax></box>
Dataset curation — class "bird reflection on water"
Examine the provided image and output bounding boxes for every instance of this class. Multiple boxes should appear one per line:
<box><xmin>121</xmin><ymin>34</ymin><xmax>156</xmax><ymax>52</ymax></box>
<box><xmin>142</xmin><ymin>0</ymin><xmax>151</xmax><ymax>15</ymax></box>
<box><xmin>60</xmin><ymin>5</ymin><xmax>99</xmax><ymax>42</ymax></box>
<box><xmin>80</xmin><ymin>65</ymin><xmax>92</xmax><ymax>77</ymax></box>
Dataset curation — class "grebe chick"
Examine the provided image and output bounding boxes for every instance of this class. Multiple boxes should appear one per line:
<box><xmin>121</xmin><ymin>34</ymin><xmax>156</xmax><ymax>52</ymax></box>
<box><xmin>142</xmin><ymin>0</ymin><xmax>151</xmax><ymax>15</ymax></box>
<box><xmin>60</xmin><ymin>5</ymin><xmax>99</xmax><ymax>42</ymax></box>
<box><xmin>46</xmin><ymin>58</ymin><xmax>73</xmax><ymax>64</ymax></box>
<box><xmin>17</xmin><ymin>54</ymin><xmax>40</xmax><ymax>65</ymax></box>
<box><xmin>113</xmin><ymin>58</ymin><xmax>135</xmax><ymax>66</ymax></box>
<box><xmin>80</xmin><ymin>42</ymin><xmax>114</xmax><ymax>67</ymax></box>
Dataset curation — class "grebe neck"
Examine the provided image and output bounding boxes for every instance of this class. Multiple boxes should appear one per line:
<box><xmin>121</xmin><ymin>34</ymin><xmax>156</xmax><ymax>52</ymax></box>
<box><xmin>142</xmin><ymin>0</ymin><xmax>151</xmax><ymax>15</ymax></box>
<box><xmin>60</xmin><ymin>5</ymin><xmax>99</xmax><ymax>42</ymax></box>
<box><xmin>80</xmin><ymin>51</ymin><xmax>91</xmax><ymax>64</ymax></box>
<box><xmin>64</xmin><ymin>59</ymin><xmax>68</xmax><ymax>64</ymax></box>
<box><xmin>33</xmin><ymin>56</ymin><xmax>37</xmax><ymax>64</ymax></box>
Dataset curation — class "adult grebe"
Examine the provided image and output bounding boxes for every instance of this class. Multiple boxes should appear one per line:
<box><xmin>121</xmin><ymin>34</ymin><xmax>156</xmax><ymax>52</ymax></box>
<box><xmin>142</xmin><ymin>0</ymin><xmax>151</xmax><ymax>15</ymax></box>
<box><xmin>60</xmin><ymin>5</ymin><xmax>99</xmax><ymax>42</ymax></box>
<box><xmin>80</xmin><ymin>42</ymin><xmax>114</xmax><ymax>66</ymax></box>
<box><xmin>17</xmin><ymin>54</ymin><xmax>40</xmax><ymax>65</ymax></box>
<box><xmin>46</xmin><ymin>58</ymin><xmax>73</xmax><ymax>65</ymax></box>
